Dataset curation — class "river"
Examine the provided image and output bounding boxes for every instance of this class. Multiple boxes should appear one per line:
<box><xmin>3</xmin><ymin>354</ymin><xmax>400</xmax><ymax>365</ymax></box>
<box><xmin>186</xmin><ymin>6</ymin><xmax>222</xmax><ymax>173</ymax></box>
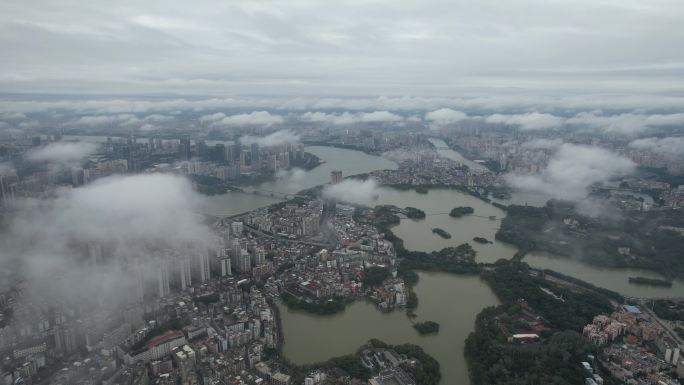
<box><xmin>67</xmin><ymin>136</ymin><xmax>684</xmax><ymax>381</ymax></box>
<box><xmin>203</xmin><ymin>143</ymin><xmax>683</xmax><ymax>384</ymax></box>
<box><xmin>200</xmin><ymin>145</ymin><xmax>397</xmax><ymax>216</ymax></box>
<box><xmin>278</xmin><ymin>272</ymin><xmax>499</xmax><ymax>385</ymax></box>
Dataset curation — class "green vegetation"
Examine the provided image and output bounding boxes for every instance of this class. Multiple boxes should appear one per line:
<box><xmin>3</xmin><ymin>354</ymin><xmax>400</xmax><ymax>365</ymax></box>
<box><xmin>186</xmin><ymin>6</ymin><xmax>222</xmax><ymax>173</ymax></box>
<box><xmin>405</xmin><ymin>206</ymin><xmax>426</xmax><ymax>219</ymax></box>
<box><xmin>400</xmin><ymin>244</ymin><xmax>480</xmax><ymax>274</ymax></box>
<box><xmin>373</xmin><ymin>205</ymin><xmax>401</xmax><ymax>228</ymax></box>
<box><xmin>431</xmin><ymin>227</ymin><xmax>451</xmax><ymax>239</ymax></box>
<box><xmin>415</xmin><ymin>186</ymin><xmax>429</xmax><ymax>194</ymax></box>
<box><xmin>362</xmin><ymin>266</ymin><xmax>390</xmax><ymax>287</ymax></box>
<box><xmin>465</xmin><ymin>260</ymin><xmax>614</xmax><ymax>385</ymax></box>
<box><xmin>653</xmin><ymin>300</ymin><xmax>684</xmax><ymax>321</ymax></box>
<box><xmin>194</xmin><ymin>293</ymin><xmax>220</xmax><ymax>304</ymax></box>
<box><xmin>449</xmin><ymin>206</ymin><xmax>474</xmax><ymax>218</ymax></box>
<box><xmin>483</xmin><ymin>261</ymin><xmax>613</xmax><ymax>331</ymax></box>
<box><xmin>280</xmin><ymin>292</ymin><xmax>348</xmax><ymax>315</ymax></box>
<box><xmin>290</xmin><ymin>152</ymin><xmax>322</xmax><ymax>171</ymax></box>
<box><xmin>368</xmin><ymin>340</ymin><xmax>441</xmax><ymax>385</ymax></box>
<box><xmin>190</xmin><ymin>174</ymin><xmax>233</xmax><ymax>195</ymax></box>
<box><xmin>278</xmin><ymin>339</ymin><xmax>440</xmax><ymax>385</ymax></box>
<box><xmin>497</xmin><ymin>200</ymin><xmax>684</xmax><ymax>277</ymax></box>
<box><xmin>628</xmin><ymin>276</ymin><xmax>672</xmax><ymax>287</ymax></box>
<box><xmin>473</xmin><ymin>237</ymin><xmax>492</xmax><ymax>244</ymax></box>
<box><xmin>413</xmin><ymin>321</ymin><xmax>440</xmax><ymax>335</ymax></box>
<box><xmin>491</xmin><ymin>201</ymin><xmax>508</xmax><ymax>211</ymax></box>
<box><xmin>466</xmin><ymin>310</ymin><xmax>596</xmax><ymax>385</ymax></box>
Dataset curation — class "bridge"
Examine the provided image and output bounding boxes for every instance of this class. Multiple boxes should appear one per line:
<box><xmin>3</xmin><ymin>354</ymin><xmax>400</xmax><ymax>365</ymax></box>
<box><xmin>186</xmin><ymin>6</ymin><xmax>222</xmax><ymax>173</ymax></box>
<box><xmin>240</xmin><ymin>188</ymin><xmax>295</xmax><ymax>200</ymax></box>
<box><xmin>402</xmin><ymin>212</ymin><xmax>502</xmax><ymax>221</ymax></box>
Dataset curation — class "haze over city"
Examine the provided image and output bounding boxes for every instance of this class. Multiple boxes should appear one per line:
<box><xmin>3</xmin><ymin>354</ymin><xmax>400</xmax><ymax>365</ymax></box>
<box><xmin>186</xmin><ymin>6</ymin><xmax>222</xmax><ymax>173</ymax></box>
<box><xmin>0</xmin><ymin>1</ymin><xmax>683</xmax><ymax>385</ymax></box>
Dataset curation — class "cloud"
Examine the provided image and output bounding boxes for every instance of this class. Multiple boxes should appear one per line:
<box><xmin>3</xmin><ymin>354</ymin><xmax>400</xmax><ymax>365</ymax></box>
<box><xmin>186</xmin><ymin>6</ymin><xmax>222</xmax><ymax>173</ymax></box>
<box><xmin>0</xmin><ymin>162</ymin><xmax>14</xmax><ymax>175</ymax></box>
<box><xmin>425</xmin><ymin>108</ymin><xmax>468</xmax><ymax>125</ymax></box>
<box><xmin>240</xmin><ymin>129</ymin><xmax>300</xmax><ymax>147</ymax></box>
<box><xmin>27</xmin><ymin>142</ymin><xmax>98</xmax><ymax>162</ymax></box>
<box><xmin>0</xmin><ymin>174</ymin><xmax>216</xmax><ymax>310</ymax></box>
<box><xmin>301</xmin><ymin>111</ymin><xmax>403</xmax><ymax>125</ymax></box>
<box><xmin>521</xmin><ymin>138</ymin><xmax>564</xmax><ymax>149</ymax></box>
<box><xmin>323</xmin><ymin>178</ymin><xmax>382</xmax><ymax>206</ymax></box>
<box><xmin>213</xmin><ymin>111</ymin><xmax>284</xmax><ymax>127</ymax></box>
<box><xmin>566</xmin><ymin>112</ymin><xmax>684</xmax><ymax>136</ymax></box>
<box><xmin>73</xmin><ymin>114</ymin><xmax>136</xmax><ymax>126</ymax></box>
<box><xmin>629</xmin><ymin>137</ymin><xmax>684</xmax><ymax>159</ymax></box>
<box><xmin>199</xmin><ymin>112</ymin><xmax>227</xmax><ymax>123</ymax></box>
<box><xmin>485</xmin><ymin>112</ymin><xmax>564</xmax><ymax>131</ymax></box>
<box><xmin>275</xmin><ymin>168</ymin><xmax>308</xmax><ymax>192</ymax></box>
<box><xmin>505</xmin><ymin>144</ymin><xmax>635</xmax><ymax>201</ymax></box>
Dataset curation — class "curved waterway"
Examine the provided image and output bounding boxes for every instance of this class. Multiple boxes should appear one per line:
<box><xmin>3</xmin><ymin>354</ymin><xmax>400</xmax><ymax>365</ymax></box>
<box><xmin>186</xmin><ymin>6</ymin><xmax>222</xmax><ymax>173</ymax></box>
<box><xmin>374</xmin><ymin>188</ymin><xmax>518</xmax><ymax>264</ymax></box>
<box><xmin>201</xmin><ymin>146</ymin><xmax>397</xmax><ymax>215</ymax></box>
<box><xmin>278</xmin><ymin>272</ymin><xmax>499</xmax><ymax>385</ymax></box>
<box><xmin>524</xmin><ymin>252</ymin><xmax>684</xmax><ymax>298</ymax></box>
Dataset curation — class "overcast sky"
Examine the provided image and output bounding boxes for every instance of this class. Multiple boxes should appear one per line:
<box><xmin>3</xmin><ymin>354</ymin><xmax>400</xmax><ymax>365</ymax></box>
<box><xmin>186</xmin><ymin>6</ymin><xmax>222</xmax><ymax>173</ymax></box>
<box><xmin>1</xmin><ymin>0</ymin><xmax>683</xmax><ymax>97</ymax></box>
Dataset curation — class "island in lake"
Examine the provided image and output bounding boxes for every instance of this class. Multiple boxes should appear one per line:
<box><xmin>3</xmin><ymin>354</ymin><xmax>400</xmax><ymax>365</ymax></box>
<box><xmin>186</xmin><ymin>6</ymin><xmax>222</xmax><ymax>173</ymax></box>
<box><xmin>473</xmin><ymin>237</ymin><xmax>492</xmax><ymax>244</ymax></box>
<box><xmin>405</xmin><ymin>206</ymin><xmax>426</xmax><ymax>219</ymax></box>
<box><xmin>432</xmin><ymin>228</ymin><xmax>452</xmax><ymax>239</ymax></box>
<box><xmin>628</xmin><ymin>276</ymin><xmax>673</xmax><ymax>287</ymax></box>
<box><xmin>414</xmin><ymin>321</ymin><xmax>440</xmax><ymax>335</ymax></box>
<box><xmin>449</xmin><ymin>206</ymin><xmax>474</xmax><ymax>218</ymax></box>
<box><xmin>415</xmin><ymin>186</ymin><xmax>429</xmax><ymax>194</ymax></box>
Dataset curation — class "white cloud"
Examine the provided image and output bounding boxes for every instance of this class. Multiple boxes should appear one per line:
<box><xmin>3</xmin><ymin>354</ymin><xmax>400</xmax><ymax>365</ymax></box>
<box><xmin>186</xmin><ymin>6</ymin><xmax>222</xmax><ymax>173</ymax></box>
<box><xmin>425</xmin><ymin>108</ymin><xmax>468</xmax><ymax>125</ymax></box>
<box><xmin>199</xmin><ymin>112</ymin><xmax>227</xmax><ymax>123</ymax></box>
<box><xmin>27</xmin><ymin>142</ymin><xmax>98</xmax><ymax>162</ymax></box>
<box><xmin>629</xmin><ymin>137</ymin><xmax>684</xmax><ymax>159</ymax></box>
<box><xmin>485</xmin><ymin>112</ymin><xmax>564</xmax><ymax>131</ymax></box>
<box><xmin>505</xmin><ymin>144</ymin><xmax>635</xmax><ymax>201</ymax></box>
<box><xmin>300</xmin><ymin>111</ymin><xmax>403</xmax><ymax>125</ymax></box>
<box><xmin>323</xmin><ymin>178</ymin><xmax>382</xmax><ymax>206</ymax></box>
<box><xmin>1</xmin><ymin>174</ymin><xmax>216</xmax><ymax>308</ymax></box>
<box><xmin>521</xmin><ymin>138</ymin><xmax>564</xmax><ymax>149</ymax></box>
<box><xmin>213</xmin><ymin>111</ymin><xmax>284</xmax><ymax>127</ymax></box>
<box><xmin>566</xmin><ymin>111</ymin><xmax>684</xmax><ymax>136</ymax></box>
<box><xmin>240</xmin><ymin>129</ymin><xmax>300</xmax><ymax>147</ymax></box>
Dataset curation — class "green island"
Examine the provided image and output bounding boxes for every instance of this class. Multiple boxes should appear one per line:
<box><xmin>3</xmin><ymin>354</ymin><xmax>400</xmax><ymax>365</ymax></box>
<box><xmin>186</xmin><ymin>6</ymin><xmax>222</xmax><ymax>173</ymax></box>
<box><xmin>449</xmin><ymin>206</ymin><xmax>474</xmax><ymax>218</ymax></box>
<box><xmin>413</xmin><ymin>320</ymin><xmax>440</xmax><ymax>335</ymax></box>
<box><xmin>405</xmin><ymin>206</ymin><xmax>426</xmax><ymax>219</ymax></box>
<box><xmin>496</xmin><ymin>200</ymin><xmax>684</xmax><ymax>277</ymax></box>
<box><xmin>275</xmin><ymin>339</ymin><xmax>441</xmax><ymax>385</ymax></box>
<box><xmin>628</xmin><ymin>276</ymin><xmax>672</xmax><ymax>287</ymax></box>
<box><xmin>280</xmin><ymin>291</ymin><xmax>349</xmax><ymax>315</ymax></box>
<box><xmin>465</xmin><ymin>260</ymin><xmax>618</xmax><ymax>385</ymax></box>
<box><xmin>415</xmin><ymin>186</ymin><xmax>429</xmax><ymax>194</ymax></box>
<box><xmin>431</xmin><ymin>227</ymin><xmax>451</xmax><ymax>239</ymax></box>
<box><xmin>473</xmin><ymin>236</ymin><xmax>492</xmax><ymax>244</ymax></box>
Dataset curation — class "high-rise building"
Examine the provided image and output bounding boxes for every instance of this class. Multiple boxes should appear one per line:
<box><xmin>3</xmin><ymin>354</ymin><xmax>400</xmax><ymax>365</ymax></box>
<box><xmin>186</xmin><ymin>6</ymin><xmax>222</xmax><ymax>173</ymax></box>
<box><xmin>331</xmin><ymin>170</ymin><xmax>343</xmax><ymax>184</ymax></box>
<box><xmin>157</xmin><ymin>261</ymin><xmax>171</xmax><ymax>298</ymax></box>
<box><xmin>179</xmin><ymin>255</ymin><xmax>192</xmax><ymax>290</ymax></box>
<box><xmin>231</xmin><ymin>221</ymin><xmax>244</xmax><ymax>236</ymax></box>
<box><xmin>179</xmin><ymin>139</ymin><xmax>192</xmax><ymax>160</ymax></box>
<box><xmin>238</xmin><ymin>250</ymin><xmax>251</xmax><ymax>273</ymax></box>
<box><xmin>251</xmin><ymin>143</ymin><xmax>260</xmax><ymax>165</ymax></box>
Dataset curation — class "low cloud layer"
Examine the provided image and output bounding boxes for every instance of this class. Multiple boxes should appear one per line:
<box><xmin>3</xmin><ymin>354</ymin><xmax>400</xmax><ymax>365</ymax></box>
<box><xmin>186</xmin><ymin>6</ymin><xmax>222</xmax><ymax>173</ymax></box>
<box><xmin>505</xmin><ymin>144</ymin><xmax>635</xmax><ymax>201</ymax></box>
<box><xmin>212</xmin><ymin>111</ymin><xmax>284</xmax><ymax>127</ymax></box>
<box><xmin>0</xmin><ymin>174</ymin><xmax>216</xmax><ymax>308</ymax></box>
<box><xmin>425</xmin><ymin>108</ymin><xmax>468</xmax><ymax>126</ymax></box>
<box><xmin>486</xmin><ymin>112</ymin><xmax>564</xmax><ymax>131</ymax></box>
<box><xmin>240</xmin><ymin>130</ymin><xmax>300</xmax><ymax>147</ymax></box>
<box><xmin>520</xmin><ymin>138</ymin><xmax>564</xmax><ymax>149</ymax></box>
<box><xmin>323</xmin><ymin>178</ymin><xmax>382</xmax><ymax>206</ymax></box>
<box><xmin>27</xmin><ymin>142</ymin><xmax>99</xmax><ymax>163</ymax></box>
<box><xmin>629</xmin><ymin>137</ymin><xmax>684</xmax><ymax>159</ymax></box>
<box><xmin>301</xmin><ymin>111</ymin><xmax>403</xmax><ymax>125</ymax></box>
